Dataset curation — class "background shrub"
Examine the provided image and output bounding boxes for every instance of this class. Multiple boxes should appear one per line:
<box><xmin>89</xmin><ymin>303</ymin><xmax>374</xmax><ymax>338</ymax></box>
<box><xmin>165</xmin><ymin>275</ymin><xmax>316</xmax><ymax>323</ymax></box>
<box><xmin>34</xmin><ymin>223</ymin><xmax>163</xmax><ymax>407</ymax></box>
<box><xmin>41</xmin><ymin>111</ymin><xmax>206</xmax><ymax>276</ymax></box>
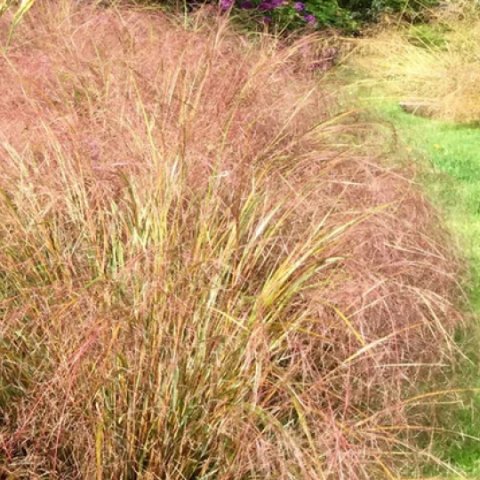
<box><xmin>339</xmin><ymin>0</ymin><xmax>439</xmax><ymax>20</ymax></box>
<box><xmin>137</xmin><ymin>0</ymin><xmax>439</xmax><ymax>31</ymax></box>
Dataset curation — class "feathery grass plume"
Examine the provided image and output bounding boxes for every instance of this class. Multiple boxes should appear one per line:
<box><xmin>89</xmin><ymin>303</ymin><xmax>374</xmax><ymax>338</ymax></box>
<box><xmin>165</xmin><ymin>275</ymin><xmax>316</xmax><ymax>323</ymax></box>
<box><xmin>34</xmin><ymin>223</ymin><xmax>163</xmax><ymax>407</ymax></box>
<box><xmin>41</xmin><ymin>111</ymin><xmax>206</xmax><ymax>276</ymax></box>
<box><xmin>0</xmin><ymin>0</ymin><xmax>36</xmax><ymax>46</ymax></box>
<box><xmin>0</xmin><ymin>1</ymin><xmax>464</xmax><ymax>478</ymax></box>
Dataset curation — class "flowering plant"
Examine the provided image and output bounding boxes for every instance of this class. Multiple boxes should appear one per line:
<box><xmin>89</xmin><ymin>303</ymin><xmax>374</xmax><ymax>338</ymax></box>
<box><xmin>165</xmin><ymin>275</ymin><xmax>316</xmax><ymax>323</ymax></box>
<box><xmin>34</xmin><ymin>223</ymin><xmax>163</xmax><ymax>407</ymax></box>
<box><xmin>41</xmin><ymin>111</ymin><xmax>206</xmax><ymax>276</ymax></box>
<box><xmin>220</xmin><ymin>0</ymin><xmax>356</xmax><ymax>30</ymax></box>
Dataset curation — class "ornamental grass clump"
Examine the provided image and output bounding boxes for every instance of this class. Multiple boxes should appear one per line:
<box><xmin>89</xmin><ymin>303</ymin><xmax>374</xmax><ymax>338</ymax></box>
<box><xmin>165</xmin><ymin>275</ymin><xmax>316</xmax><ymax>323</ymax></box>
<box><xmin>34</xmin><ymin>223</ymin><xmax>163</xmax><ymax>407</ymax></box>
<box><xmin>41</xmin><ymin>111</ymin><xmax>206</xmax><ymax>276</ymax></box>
<box><xmin>0</xmin><ymin>1</ymin><xmax>464</xmax><ymax>478</ymax></box>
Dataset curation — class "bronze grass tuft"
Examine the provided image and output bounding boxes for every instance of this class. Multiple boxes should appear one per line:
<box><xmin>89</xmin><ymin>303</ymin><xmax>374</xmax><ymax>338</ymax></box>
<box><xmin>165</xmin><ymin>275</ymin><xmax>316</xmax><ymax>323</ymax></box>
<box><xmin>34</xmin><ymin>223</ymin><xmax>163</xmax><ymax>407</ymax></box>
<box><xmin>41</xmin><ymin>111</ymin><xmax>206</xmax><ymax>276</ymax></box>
<box><xmin>0</xmin><ymin>2</ymin><xmax>463</xmax><ymax>478</ymax></box>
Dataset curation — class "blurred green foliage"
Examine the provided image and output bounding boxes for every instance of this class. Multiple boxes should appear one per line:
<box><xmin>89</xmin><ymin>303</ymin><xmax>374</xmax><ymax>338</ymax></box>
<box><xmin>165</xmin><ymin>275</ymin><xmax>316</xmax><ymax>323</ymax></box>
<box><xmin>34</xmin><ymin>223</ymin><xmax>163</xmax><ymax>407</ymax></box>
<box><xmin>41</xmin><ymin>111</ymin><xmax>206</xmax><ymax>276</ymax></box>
<box><xmin>141</xmin><ymin>0</ymin><xmax>439</xmax><ymax>31</ymax></box>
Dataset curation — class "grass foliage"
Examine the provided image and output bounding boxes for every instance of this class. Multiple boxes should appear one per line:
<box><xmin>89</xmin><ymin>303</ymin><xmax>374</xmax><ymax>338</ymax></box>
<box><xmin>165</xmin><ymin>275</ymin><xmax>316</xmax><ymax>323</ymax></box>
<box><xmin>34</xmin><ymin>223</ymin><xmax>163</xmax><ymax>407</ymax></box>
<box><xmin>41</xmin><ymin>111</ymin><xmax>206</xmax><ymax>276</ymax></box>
<box><xmin>373</xmin><ymin>104</ymin><xmax>480</xmax><ymax>478</ymax></box>
<box><xmin>340</xmin><ymin>37</ymin><xmax>480</xmax><ymax>474</ymax></box>
<box><xmin>0</xmin><ymin>1</ymin><xmax>466</xmax><ymax>478</ymax></box>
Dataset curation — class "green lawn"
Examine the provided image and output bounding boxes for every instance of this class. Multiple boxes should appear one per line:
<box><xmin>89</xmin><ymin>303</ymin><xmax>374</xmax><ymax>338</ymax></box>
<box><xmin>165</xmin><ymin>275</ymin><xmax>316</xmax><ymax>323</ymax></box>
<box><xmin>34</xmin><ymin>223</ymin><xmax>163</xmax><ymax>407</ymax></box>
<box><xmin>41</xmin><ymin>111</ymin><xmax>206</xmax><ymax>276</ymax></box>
<box><xmin>339</xmin><ymin>78</ymin><xmax>480</xmax><ymax>478</ymax></box>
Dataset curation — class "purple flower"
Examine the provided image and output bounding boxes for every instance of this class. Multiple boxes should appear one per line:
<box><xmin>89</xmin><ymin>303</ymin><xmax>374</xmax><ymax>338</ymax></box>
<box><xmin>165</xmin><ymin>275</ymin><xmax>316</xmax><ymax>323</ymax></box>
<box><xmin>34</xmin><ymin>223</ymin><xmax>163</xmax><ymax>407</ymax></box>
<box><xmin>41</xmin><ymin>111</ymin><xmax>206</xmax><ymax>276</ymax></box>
<box><xmin>293</xmin><ymin>1</ymin><xmax>305</xmax><ymax>11</ymax></box>
<box><xmin>259</xmin><ymin>0</ymin><xmax>283</xmax><ymax>10</ymax></box>
<box><xmin>240</xmin><ymin>0</ymin><xmax>255</xmax><ymax>8</ymax></box>
<box><xmin>219</xmin><ymin>0</ymin><xmax>234</xmax><ymax>10</ymax></box>
<box><xmin>304</xmin><ymin>13</ymin><xmax>316</xmax><ymax>24</ymax></box>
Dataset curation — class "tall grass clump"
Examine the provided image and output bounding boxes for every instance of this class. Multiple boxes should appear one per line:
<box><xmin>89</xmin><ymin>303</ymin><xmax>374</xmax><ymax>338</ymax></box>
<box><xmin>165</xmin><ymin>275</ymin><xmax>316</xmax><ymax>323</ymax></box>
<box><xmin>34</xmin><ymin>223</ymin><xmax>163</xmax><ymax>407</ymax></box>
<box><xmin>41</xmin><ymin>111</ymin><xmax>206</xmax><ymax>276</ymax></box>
<box><xmin>0</xmin><ymin>1</ymin><xmax>464</xmax><ymax>478</ymax></box>
<box><xmin>351</xmin><ymin>1</ymin><xmax>480</xmax><ymax>123</ymax></box>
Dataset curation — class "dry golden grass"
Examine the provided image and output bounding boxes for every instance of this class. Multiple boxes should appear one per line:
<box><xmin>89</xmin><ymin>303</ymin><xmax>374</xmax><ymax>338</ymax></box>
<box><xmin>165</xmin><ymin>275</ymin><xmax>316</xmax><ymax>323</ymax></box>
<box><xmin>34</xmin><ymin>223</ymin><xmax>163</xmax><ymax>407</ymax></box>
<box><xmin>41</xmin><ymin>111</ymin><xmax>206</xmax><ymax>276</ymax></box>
<box><xmin>350</xmin><ymin>4</ymin><xmax>480</xmax><ymax>124</ymax></box>
<box><xmin>0</xmin><ymin>1</ymin><xmax>465</xmax><ymax>478</ymax></box>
